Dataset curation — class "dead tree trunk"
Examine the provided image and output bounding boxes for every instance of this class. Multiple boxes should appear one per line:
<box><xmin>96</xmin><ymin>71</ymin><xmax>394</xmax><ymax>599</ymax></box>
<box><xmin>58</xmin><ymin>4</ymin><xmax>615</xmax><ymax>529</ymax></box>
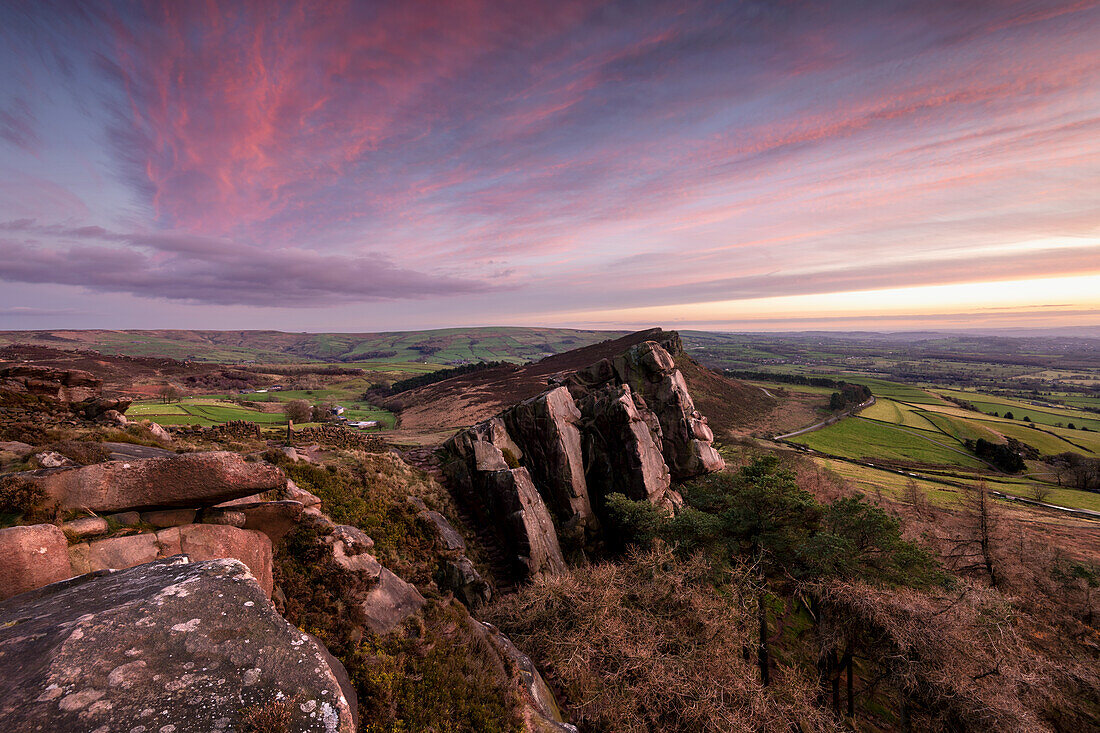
<box><xmin>830</xmin><ymin>650</ymin><xmax>841</xmax><ymax>711</ymax></box>
<box><xmin>757</xmin><ymin>588</ymin><xmax>770</xmax><ymax>686</ymax></box>
<box><xmin>975</xmin><ymin>483</ymin><xmax>999</xmax><ymax>589</ymax></box>
<box><xmin>844</xmin><ymin>650</ymin><xmax>854</xmax><ymax>719</ymax></box>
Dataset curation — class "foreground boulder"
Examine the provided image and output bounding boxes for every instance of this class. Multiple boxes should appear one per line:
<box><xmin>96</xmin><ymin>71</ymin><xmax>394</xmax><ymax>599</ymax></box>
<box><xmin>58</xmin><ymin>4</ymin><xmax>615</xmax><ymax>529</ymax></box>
<box><xmin>0</xmin><ymin>524</ymin><xmax>71</xmax><ymax>601</ymax></box>
<box><xmin>0</xmin><ymin>556</ymin><xmax>356</xmax><ymax>732</ymax></box>
<box><xmin>20</xmin><ymin>451</ymin><xmax>287</xmax><ymax>512</ymax></box>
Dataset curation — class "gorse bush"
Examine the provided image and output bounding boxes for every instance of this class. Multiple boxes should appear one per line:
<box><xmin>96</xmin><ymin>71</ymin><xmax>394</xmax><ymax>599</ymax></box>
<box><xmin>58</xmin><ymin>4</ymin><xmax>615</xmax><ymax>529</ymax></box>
<box><xmin>607</xmin><ymin>456</ymin><xmax>942</xmax><ymax>589</ymax></box>
<box><xmin>0</xmin><ymin>475</ymin><xmax>48</xmax><ymax>518</ymax></box>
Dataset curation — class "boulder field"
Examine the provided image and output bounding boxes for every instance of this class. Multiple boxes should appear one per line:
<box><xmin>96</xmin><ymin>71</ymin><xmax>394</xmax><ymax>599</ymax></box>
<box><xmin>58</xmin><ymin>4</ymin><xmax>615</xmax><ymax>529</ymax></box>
<box><xmin>441</xmin><ymin>337</ymin><xmax>724</xmax><ymax>579</ymax></box>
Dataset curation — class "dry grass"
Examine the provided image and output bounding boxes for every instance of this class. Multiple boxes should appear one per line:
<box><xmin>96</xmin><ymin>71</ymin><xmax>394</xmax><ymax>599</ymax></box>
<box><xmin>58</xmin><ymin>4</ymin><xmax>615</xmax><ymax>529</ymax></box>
<box><xmin>816</xmin><ymin>579</ymin><xmax>1098</xmax><ymax>732</ymax></box>
<box><xmin>487</xmin><ymin>545</ymin><xmax>840</xmax><ymax>733</ymax></box>
<box><xmin>240</xmin><ymin>696</ymin><xmax>297</xmax><ymax>733</ymax></box>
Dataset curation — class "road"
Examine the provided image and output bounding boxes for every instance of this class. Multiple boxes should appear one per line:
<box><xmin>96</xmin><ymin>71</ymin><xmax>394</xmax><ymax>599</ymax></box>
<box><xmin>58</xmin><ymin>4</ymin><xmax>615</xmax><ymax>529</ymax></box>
<box><xmin>772</xmin><ymin>397</ymin><xmax>875</xmax><ymax>440</ymax></box>
<box><xmin>990</xmin><ymin>491</ymin><xmax>1100</xmax><ymax>520</ymax></box>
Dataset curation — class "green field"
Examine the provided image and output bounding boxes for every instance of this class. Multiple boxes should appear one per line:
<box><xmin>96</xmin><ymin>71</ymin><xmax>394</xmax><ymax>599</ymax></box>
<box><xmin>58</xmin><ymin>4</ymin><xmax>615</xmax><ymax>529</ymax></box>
<box><xmin>782</xmin><ymin>375</ymin><xmax>1100</xmax><ymax>520</ymax></box>
<box><xmin>933</xmin><ymin>389</ymin><xmax>1100</xmax><ymax>431</ymax></box>
<box><xmin>127</xmin><ymin>398</ymin><xmax>286</xmax><ymax>427</ymax></box>
<box><xmin>127</xmin><ymin>395</ymin><xmax>395</xmax><ymax>429</ymax></box>
<box><xmin>790</xmin><ymin>417</ymin><xmax>986</xmax><ymax>469</ymax></box>
<box><xmin>813</xmin><ymin>457</ymin><xmax>1100</xmax><ymax>513</ymax></box>
<box><xmin>744</xmin><ymin>380</ymin><xmax>837</xmax><ymax>396</ymax></box>
<box><xmin>846</xmin><ymin>378</ymin><xmax>948</xmax><ymax>405</ymax></box>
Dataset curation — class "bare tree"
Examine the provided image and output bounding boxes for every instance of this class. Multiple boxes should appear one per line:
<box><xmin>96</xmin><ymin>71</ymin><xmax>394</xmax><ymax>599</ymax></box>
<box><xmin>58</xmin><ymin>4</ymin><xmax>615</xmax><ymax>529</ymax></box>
<box><xmin>903</xmin><ymin>478</ymin><xmax>930</xmax><ymax>517</ymax></box>
<box><xmin>1026</xmin><ymin>484</ymin><xmax>1052</xmax><ymax>503</ymax></box>
<box><xmin>283</xmin><ymin>399</ymin><xmax>312</xmax><ymax>423</ymax></box>
<box><xmin>962</xmin><ymin>482</ymin><xmax>999</xmax><ymax>589</ymax></box>
<box><xmin>157</xmin><ymin>384</ymin><xmax>182</xmax><ymax>404</ymax></box>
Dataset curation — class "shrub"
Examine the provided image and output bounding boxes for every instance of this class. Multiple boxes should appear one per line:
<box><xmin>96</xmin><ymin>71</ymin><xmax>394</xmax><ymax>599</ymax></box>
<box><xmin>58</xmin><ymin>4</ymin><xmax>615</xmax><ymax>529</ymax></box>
<box><xmin>500</xmin><ymin>447</ymin><xmax>520</xmax><ymax>469</ymax></box>
<box><xmin>0</xmin><ymin>475</ymin><xmax>48</xmax><ymax>516</ymax></box>
<box><xmin>49</xmin><ymin>440</ymin><xmax>111</xmax><ymax>465</ymax></box>
<box><xmin>604</xmin><ymin>492</ymin><xmax>665</xmax><ymax>550</ymax></box>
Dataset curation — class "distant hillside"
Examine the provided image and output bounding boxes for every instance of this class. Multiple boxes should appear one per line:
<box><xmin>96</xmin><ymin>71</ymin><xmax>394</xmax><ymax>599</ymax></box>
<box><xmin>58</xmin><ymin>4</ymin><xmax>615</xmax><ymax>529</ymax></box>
<box><xmin>0</xmin><ymin>327</ymin><xmax>625</xmax><ymax>365</ymax></box>
<box><xmin>383</xmin><ymin>328</ymin><xmax>775</xmax><ymax>440</ymax></box>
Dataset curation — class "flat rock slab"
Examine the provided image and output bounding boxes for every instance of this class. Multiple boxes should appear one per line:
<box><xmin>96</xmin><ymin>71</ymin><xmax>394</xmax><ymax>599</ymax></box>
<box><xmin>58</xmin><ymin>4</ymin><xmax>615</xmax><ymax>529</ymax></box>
<box><xmin>101</xmin><ymin>442</ymin><xmax>175</xmax><ymax>461</ymax></box>
<box><xmin>0</xmin><ymin>557</ymin><xmax>356</xmax><ymax>733</ymax></box>
<box><xmin>22</xmin><ymin>451</ymin><xmax>287</xmax><ymax>512</ymax></box>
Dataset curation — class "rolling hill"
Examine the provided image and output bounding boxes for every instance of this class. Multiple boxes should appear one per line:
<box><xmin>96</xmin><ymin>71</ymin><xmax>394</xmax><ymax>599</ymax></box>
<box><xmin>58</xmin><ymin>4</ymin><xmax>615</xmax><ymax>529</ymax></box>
<box><xmin>0</xmin><ymin>327</ymin><xmax>626</xmax><ymax>365</ymax></box>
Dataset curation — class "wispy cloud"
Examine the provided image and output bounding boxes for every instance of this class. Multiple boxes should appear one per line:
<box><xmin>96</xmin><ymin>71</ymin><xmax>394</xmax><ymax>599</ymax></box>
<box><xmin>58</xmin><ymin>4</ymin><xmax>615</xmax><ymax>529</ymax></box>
<box><xmin>0</xmin><ymin>306</ymin><xmax>80</xmax><ymax>317</ymax></box>
<box><xmin>0</xmin><ymin>0</ymin><xmax>1098</xmax><ymax>326</ymax></box>
<box><xmin>0</xmin><ymin>222</ymin><xmax>495</xmax><ymax>306</ymax></box>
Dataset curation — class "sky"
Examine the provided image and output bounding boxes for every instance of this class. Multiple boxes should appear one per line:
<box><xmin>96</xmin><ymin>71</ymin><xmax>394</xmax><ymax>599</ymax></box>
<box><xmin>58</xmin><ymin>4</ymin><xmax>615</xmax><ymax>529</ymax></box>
<box><xmin>1</xmin><ymin>0</ymin><xmax>1098</xmax><ymax>333</ymax></box>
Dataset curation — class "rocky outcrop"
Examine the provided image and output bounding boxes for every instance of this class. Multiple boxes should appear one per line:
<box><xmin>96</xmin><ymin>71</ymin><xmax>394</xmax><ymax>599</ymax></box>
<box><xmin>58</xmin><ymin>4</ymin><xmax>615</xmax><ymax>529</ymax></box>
<box><xmin>0</xmin><ymin>524</ymin><xmax>72</xmax><ymax>601</ymax></box>
<box><xmin>504</xmin><ymin>387</ymin><xmax>597</xmax><ymax>547</ymax></box>
<box><xmin>561</xmin><ymin>335</ymin><xmax>723</xmax><ymax>479</ymax></box>
<box><xmin>78</xmin><ymin>396</ymin><xmax>132</xmax><ymax>420</ymax></box>
<box><xmin>444</xmin><ymin>436</ymin><xmax>566</xmax><ymax>581</ymax></box>
<box><xmin>0</xmin><ymin>365</ymin><xmax>101</xmax><ymax>403</ymax></box>
<box><xmin>19</xmin><ymin>451</ymin><xmax>287</xmax><ymax>512</ymax></box>
<box><xmin>442</xmin><ymin>337</ymin><xmax>722</xmax><ymax>578</ymax></box>
<box><xmin>0</xmin><ymin>556</ymin><xmax>356</xmax><ymax>733</ymax></box>
<box><xmin>578</xmin><ymin>383</ymin><xmax>677</xmax><ymax>510</ymax></box>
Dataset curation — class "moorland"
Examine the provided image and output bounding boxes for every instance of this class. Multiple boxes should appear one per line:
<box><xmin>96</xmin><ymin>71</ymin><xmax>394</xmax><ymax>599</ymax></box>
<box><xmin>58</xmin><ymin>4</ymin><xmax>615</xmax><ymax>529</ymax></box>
<box><xmin>1</xmin><ymin>326</ymin><xmax>1098</xmax><ymax>732</ymax></box>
